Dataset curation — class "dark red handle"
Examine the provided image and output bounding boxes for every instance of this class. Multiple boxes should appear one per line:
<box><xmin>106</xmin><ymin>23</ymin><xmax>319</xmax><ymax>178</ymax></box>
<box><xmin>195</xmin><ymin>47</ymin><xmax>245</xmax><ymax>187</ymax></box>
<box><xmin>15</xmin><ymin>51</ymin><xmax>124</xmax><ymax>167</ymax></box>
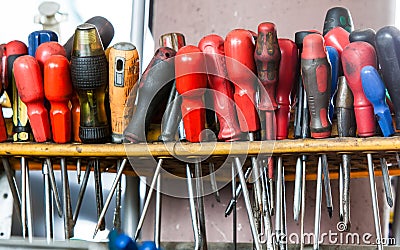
<box><xmin>175</xmin><ymin>45</ymin><xmax>207</xmax><ymax>143</ymax></box>
<box><xmin>44</xmin><ymin>55</ymin><xmax>72</xmax><ymax>143</ymax></box>
<box><xmin>4</xmin><ymin>40</ymin><xmax>28</xmax><ymax>90</ymax></box>
<box><xmin>224</xmin><ymin>29</ymin><xmax>260</xmax><ymax>133</ymax></box>
<box><xmin>13</xmin><ymin>55</ymin><xmax>51</xmax><ymax>142</ymax></box>
<box><xmin>341</xmin><ymin>41</ymin><xmax>377</xmax><ymax>137</ymax></box>
<box><xmin>254</xmin><ymin>22</ymin><xmax>281</xmax><ymax>111</ymax></box>
<box><xmin>324</xmin><ymin>26</ymin><xmax>350</xmax><ymax>57</ymax></box>
<box><xmin>276</xmin><ymin>38</ymin><xmax>298</xmax><ymax>140</ymax></box>
<box><xmin>301</xmin><ymin>34</ymin><xmax>332</xmax><ymax>139</ymax></box>
<box><xmin>198</xmin><ymin>34</ymin><xmax>242</xmax><ymax>141</ymax></box>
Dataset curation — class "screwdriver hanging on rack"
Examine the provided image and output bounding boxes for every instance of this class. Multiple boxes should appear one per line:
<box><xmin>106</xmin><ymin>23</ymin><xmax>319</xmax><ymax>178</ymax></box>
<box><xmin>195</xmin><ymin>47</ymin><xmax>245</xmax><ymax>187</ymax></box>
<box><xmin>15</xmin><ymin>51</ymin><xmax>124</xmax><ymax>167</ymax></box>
<box><xmin>342</xmin><ymin>41</ymin><xmax>383</xmax><ymax>250</ymax></box>
<box><xmin>70</xmin><ymin>23</ymin><xmax>110</xmax><ymax>233</ymax></box>
<box><xmin>301</xmin><ymin>33</ymin><xmax>332</xmax><ymax>250</ymax></box>
<box><xmin>175</xmin><ymin>45</ymin><xmax>209</xmax><ymax>250</ymax></box>
<box><xmin>225</xmin><ymin>29</ymin><xmax>263</xmax><ymax>250</ymax></box>
<box><xmin>198</xmin><ymin>33</ymin><xmax>242</xmax><ymax>248</ymax></box>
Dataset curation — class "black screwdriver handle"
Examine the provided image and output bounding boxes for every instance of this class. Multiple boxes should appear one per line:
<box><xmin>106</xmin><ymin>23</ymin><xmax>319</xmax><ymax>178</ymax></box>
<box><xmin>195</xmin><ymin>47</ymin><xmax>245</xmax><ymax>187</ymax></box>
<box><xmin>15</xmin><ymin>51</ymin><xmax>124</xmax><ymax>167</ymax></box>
<box><xmin>349</xmin><ymin>28</ymin><xmax>376</xmax><ymax>47</ymax></box>
<box><xmin>323</xmin><ymin>6</ymin><xmax>354</xmax><ymax>36</ymax></box>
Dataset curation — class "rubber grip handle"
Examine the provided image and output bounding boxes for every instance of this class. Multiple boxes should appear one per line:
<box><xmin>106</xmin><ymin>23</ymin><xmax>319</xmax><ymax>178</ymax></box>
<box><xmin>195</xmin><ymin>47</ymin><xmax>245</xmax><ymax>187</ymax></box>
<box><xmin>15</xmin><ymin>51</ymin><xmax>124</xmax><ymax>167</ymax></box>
<box><xmin>64</xmin><ymin>16</ymin><xmax>114</xmax><ymax>60</ymax></box>
<box><xmin>326</xmin><ymin>46</ymin><xmax>339</xmax><ymax>121</ymax></box>
<box><xmin>124</xmin><ymin>47</ymin><xmax>176</xmax><ymax>143</ymax></box>
<box><xmin>323</xmin><ymin>6</ymin><xmax>354</xmax><ymax>36</ymax></box>
<box><xmin>254</xmin><ymin>22</ymin><xmax>281</xmax><ymax>111</ymax></box>
<box><xmin>225</xmin><ymin>29</ymin><xmax>260</xmax><ymax>133</ymax></box>
<box><xmin>375</xmin><ymin>26</ymin><xmax>400</xmax><ymax>130</ymax></box>
<box><xmin>44</xmin><ymin>55</ymin><xmax>72</xmax><ymax>143</ymax></box>
<box><xmin>13</xmin><ymin>55</ymin><xmax>51</xmax><ymax>142</ymax></box>
<box><xmin>28</xmin><ymin>30</ymin><xmax>58</xmax><ymax>56</ymax></box>
<box><xmin>199</xmin><ymin>34</ymin><xmax>242</xmax><ymax>141</ymax></box>
<box><xmin>5</xmin><ymin>41</ymin><xmax>28</xmax><ymax>93</ymax></box>
<box><xmin>35</xmin><ymin>41</ymin><xmax>66</xmax><ymax>72</ymax></box>
<box><xmin>336</xmin><ymin>76</ymin><xmax>356</xmax><ymax>138</ymax></box>
<box><xmin>175</xmin><ymin>45</ymin><xmax>207</xmax><ymax>143</ymax></box>
<box><xmin>349</xmin><ymin>28</ymin><xmax>376</xmax><ymax>47</ymax></box>
<box><xmin>361</xmin><ymin>66</ymin><xmax>395</xmax><ymax>137</ymax></box>
<box><xmin>301</xmin><ymin>34</ymin><xmax>332</xmax><ymax>139</ymax></box>
<box><xmin>108</xmin><ymin>43</ymin><xmax>140</xmax><ymax>143</ymax></box>
<box><xmin>276</xmin><ymin>38</ymin><xmax>297</xmax><ymax>140</ymax></box>
<box><xmin>341</xmin><ymin>41</ymin><xmax>377</xmax><ymax>137</ymax></box>
<box><xmin>324</xmin><ymin>27</ymin><xmax>350</xmax><ymax>57</ymax></box>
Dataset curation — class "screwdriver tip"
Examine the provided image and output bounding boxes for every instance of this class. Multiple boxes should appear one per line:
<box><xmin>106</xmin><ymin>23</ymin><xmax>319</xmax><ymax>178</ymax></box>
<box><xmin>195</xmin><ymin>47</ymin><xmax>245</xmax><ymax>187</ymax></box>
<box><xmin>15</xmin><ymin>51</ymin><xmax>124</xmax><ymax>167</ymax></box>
<box><xmin>388</xmin><ymin>198</ymin><xmax>394</xmax><ymax>208</ymax></box>
<box><xmin>92</xmin><ymin>228</ymin><xmax>99</xmax><ymax>239</ymax></box>
<box><xmin>328</xmin><ymin>207</ymin><xmax>333</xmax><ymax>218</ymax></box>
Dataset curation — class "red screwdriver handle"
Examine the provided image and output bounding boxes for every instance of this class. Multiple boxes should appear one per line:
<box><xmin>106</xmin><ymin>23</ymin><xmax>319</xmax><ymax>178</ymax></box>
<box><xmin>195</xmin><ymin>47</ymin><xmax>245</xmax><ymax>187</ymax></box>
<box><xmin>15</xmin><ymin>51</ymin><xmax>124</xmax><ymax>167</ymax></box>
<box><xmin>198</xmin><ymin>34</ymin><xmax>242</xmax><ymax>141</ymax></box>
<box><xmin>324</xmin><ymin>26</ymin><xmax>350</xmax><ymax>57</ymax></box>
<box><xmin>4</xmin><ymin>40</ymin><xmax>29</xmax><ymax>90</ymax></box>
<box><xmin>342</xmin><ymin>41</ymin><xmax>377</xmax><ymax>137</ymax></box>
<box><xmin>13</xmin><ymin>55</ymin><xmax>51</xmax><ymax>142</ymax></box>
<box><xmin>254</xmin><ymin>22</ymin><xmax>281</xmax><ymax>111</ymax></box>
<box><xmin>35</xmin><ymin>41</ymin><xmax>67</xmax><ymax>72</ymax></box>
<box><xmin>175</xmin><ymin>45</ymin><xmax>207</xmax><ymax>143</ymax></box>
<box><xmin>276</xmin><ymin>38</ymin><xmax>298</xmax><ymax>140</ymax></box>
<box><xmin>225</xmin><ymin>29</ymin><xmax>260</xmax><ymax>133</ymax></box>
<box><xmin>44</xmin><ymin>55</ymin><xmax>72</xmax><ymax>143</ymax></box>
<box><xmin>301</xmin><ymin>34</ymin><xmax>332</xmax><ymax>139</ymax></box>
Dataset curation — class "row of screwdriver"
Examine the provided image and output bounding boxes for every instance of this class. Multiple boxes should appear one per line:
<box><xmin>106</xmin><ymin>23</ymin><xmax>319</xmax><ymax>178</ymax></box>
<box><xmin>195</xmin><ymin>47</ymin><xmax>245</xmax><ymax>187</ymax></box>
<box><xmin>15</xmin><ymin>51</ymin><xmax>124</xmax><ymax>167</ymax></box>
<box><xmin>1</xmin><ymin>6</ymin><xmax>399</xmax><ymax>250</ymax></box>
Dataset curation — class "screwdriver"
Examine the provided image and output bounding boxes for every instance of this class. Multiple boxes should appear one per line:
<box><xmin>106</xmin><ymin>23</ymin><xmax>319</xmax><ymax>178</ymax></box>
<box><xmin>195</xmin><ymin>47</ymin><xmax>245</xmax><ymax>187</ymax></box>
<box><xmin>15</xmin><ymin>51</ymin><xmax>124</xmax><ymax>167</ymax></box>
<box><xmin>301</xmin><ymin>33</ymin><xmax>332</xmax><ymax>250</ymax></box>
<box><xmin>44</xmin><ymin>54</ymin><xmax>75</xmax><ymax>239</ymax></box>
<box><xmin>28</xmin><ymin>30</ymin><xmax>58</xmax><ymax>57</ymax></box>
<box><xmin>123</xmin><ymin>47</ymin><xmax>176</xmax><ymax>241</ymax></box>
<box><xmin>108</xmin><ymin>42</ymin><xmax>139</xmax><ymax>232</ymax></box>
<box><xmin>198</xmin><ymin>34</ymin><xmax>242</xmax><ymax>248</ymax></box>
<box><xmin>323</xmin><ymin>6</ymin><xmax>354</xmax><ymax>36</ymax></box>
<box><xmin>70</xmin><ymin>23</ymin><xmax>110</xmax><ymax>233</ymax></box>
<box><xmin>275</xmin><ymin>38</ymin><xmax>297</xmax><ymax>250</ymax></box>
<box><xmin>175</xmin><ymin>45</ymin><xmax>208</xmax><ymax>250</ymax></box>
<box><xmin>326</xmin><ymin>46</ymin><xmax>339</xmax><ymax>122</ymax></box>
<box><xmin>254</xmin><ymin>22</ymin><xmax>281</xmax><ymax>221</ymax></box>
<box><xmin>335</xmin><ymin>76</ymin><xmax>356</xmax><ymax>230</ymax></box>
<box><xmin>225</xmin><ymin>29</ymin><xmax>263</xmax><ymax>250</ymax></box>
<box><xmin>361</xmin><ymin>66</ymin><xmax>395</xmax><ymax>207</ymax></box>
<box><xmin>342</xmin><ymin>41</ymin><xmax>383</xmax><ymax>250</ymax></box>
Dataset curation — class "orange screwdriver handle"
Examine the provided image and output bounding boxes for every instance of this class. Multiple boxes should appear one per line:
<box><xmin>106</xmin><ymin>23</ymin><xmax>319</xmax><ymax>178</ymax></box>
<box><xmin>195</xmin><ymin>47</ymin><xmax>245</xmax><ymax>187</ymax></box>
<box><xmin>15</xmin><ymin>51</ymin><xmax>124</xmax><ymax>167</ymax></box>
<box><xmin>342</xmin><ymin>41</ymin><xmax>377</xmax><ymax>137</ymax></box>
<box><xmin>254</xmin><ymin>22</ymin><xmax>281</xmax><ymax>111</ymax></box>
<box><xmin>44</xmin><ymin>55</ymin><xmax>72</xmax><ymax>143</ymax></box>
<box><xmin>13</xmin><ymin>55</ymin><xmax>51</xmax><ymax>142</ymax></box>
<box><xmin>35</xmin><ymin>41</ymin><xmax>66</xmax><ymax>72</ymax></box>
<box><xmin>175</xmin><ymin>45</ymin><xmax>207</xmax><ymax>143</ymax></box>
<box><xmin>276</xmin><ymin>38</ymin><xmax>298</xmax><ymax>140</ymax></box>
<box><xmin>198</xmin><ymin>34</ymin><xmax>241</xmax><ymax>141</ymax></box>
<box><xmin>225</xmin><ymin>29</ymin><xmax>260</xmax><ymax>133</ymax></box>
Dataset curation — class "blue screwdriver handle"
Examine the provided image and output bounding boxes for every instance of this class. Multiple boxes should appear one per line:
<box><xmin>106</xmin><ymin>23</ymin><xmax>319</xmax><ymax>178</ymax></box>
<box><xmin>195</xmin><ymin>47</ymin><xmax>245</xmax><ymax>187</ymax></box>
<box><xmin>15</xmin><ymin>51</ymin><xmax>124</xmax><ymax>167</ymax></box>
<box><xmin>327</xmin><ymin>46</ymin><xmax>339</xmax><ymax>121</ymax></box>
<box><xmin>361</xmin><ymin>65</ymin><xmax>394</xmax><ymax>137</ymax></box>
<box><xmin>28</xmin><ymin>30</ymin><xmax>58</xmax><ymax>56</ymax></box>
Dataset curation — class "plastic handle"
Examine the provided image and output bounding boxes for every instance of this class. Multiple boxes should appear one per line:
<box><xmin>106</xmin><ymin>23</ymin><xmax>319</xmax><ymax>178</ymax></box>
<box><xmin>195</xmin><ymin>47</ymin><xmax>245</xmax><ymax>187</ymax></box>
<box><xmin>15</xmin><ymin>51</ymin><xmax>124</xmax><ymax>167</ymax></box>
<box><xmin>361</xmin><ymin>65</ymin><xmax>395</xmax><ymax>137</ymax></box>
<box><xmin>199</xmin><ymin>34</ymin><xmax>242</xmax><ymax>141</ymax></box>
<box><xmin>158</xmin><ymin>33</ymin><xmax>186</xmax><ymax>142</ymax></box>
<box><xmin>349</xmin><ymin>28</ymin><xmax>376</xmax><ymax>47</ymax></box>
<box><xmin>124</xmin><ymin>47</ymin><xmax>176</xmax><ymax>143</ymax></box>
<box><xmin>13</xmin><ymin>55</ymin><xmax>51</xmax><ymax>142</ymax></box>
<box><xmin>71</xmin><ymin>92</ymin><xmax>81</xmax><ymax>142</ymax></box>
<box><xmin>44</xmin><ymin>55</ymin><xmax>72</xmax><ymax>143</ymax></box>
<box><xmin>35</xmin><ymin>41</ymin><xmax>66</xmax><ymax>72</ymax></box>
<box><xmin>28</xmin><ymin>30</ymin><xmax>58</xmax><ymax>56</ymax></box>
<box><xmin>301</xmin><ymin>34</ymin><xmax>332</xmax><ymax>139</ymax></box>
<box><xmin>336</xmin><ymin>76</ymin><xmax>356</xmax><ymax>138</ymax></box>
<box><xmin>64</xmin><ymin>16</ymin><xmax>115</xmax><ymax>60</ymax></box>
<box><xmin>4</xmin><ymin>40</ymin><xmax>28</xmax><ymax>90</ymax></box>
<box><xmin>276</xmin><ymin>38</ymin><xmax>297</xmax><ymax>140</ymax></box>
<box><xmin>323</xmin><ymin>6</ymin><xmax>354</xmax><ymax>36</ymax></box>
<box><xmin>324</xmin><ymin>27</ymin><xmax>350</xmax><ymax>57</ymax></box>
<box><xmin>224</xmin><ymin>29</ymin><xmax>260</xmax><ymax>133</ymax></box>
<box><xmin>341</xmin><ymin>41</ymin><xmax>377</xmax><ymax>137</ymax></box>
<box><xmin>175</xmin><ymin>45</ymin><xmax>207</xmax><ymax>143</ymax></box>
<box><xmin>326</xmin><ymin>46</ymin><xmax>339</xmax><ymax>121</ymax></box>
<box><xmin>109</xmin><ymin>42</ymin><xmax>140</xmax><ymax>143</ymax></box>
<box><xmin>375</xmin><ymin>26</ymin><xmax>400</xmax><ymax>130</ymax></box>
<box><xmin>254</xmin><ymin>22</ymin><xmax>281</xmax><ymax>111</ymax></box>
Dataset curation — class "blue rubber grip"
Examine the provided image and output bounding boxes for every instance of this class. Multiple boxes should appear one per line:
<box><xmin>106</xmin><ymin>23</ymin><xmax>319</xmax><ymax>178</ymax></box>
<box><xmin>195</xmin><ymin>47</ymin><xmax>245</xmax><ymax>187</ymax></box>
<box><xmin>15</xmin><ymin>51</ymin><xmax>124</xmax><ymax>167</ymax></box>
<box><xmin>108</xmin><ymin>230</ymin><xmax>139</xmax><ymax>250</ymax></box>
<box><xmin>139</xmin><ymin>241</ymin><xmax>158</xmax><ymax>250</ymax></box>
<box><xmin>326</xmin><ymin>46</ymin><xmax>339</xmax><ymax>121</ymax></box>
<box><xmin>28</xmin><ymin>30</ymin><xmax>58</xmax><ymax>56</ymax></box>
<box><xmin>361</xmin><ymin>65</ymin><xmax>394</xmax><ymax>137</ymax></box>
